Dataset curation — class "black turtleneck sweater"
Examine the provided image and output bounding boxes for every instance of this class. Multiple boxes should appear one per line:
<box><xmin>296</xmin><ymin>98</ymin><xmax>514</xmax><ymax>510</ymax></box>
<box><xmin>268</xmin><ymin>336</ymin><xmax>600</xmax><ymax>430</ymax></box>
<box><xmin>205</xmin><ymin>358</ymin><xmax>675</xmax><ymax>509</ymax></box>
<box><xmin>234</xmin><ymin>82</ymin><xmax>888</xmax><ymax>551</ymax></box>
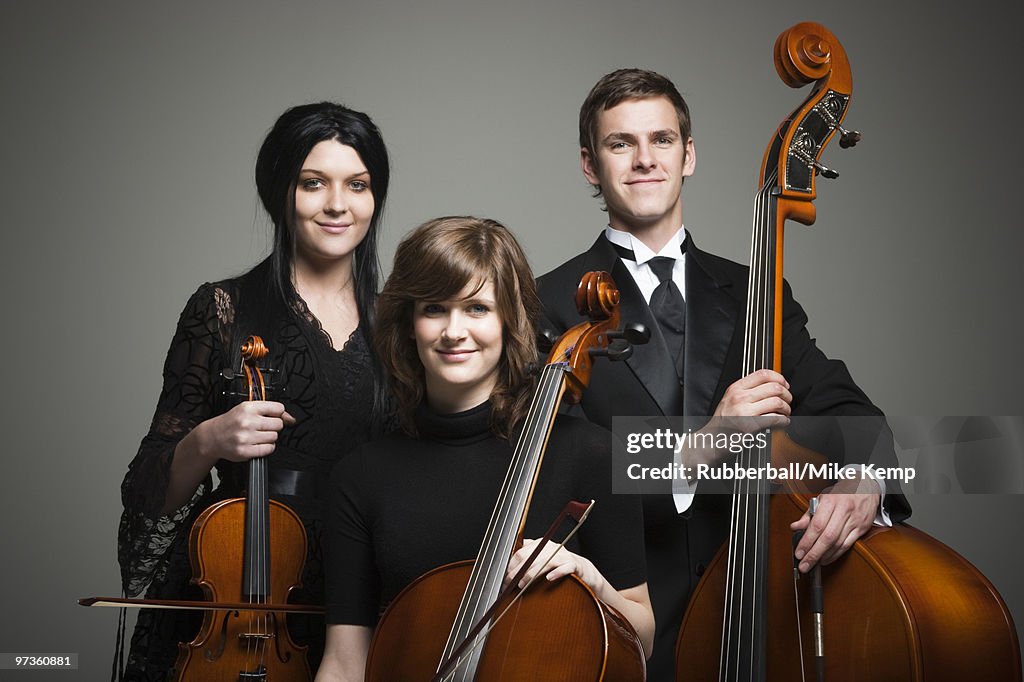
<box><xmin>324</xmin><ymin>401</ymin><xmax>646</xmax><ymax>626</ymax></box>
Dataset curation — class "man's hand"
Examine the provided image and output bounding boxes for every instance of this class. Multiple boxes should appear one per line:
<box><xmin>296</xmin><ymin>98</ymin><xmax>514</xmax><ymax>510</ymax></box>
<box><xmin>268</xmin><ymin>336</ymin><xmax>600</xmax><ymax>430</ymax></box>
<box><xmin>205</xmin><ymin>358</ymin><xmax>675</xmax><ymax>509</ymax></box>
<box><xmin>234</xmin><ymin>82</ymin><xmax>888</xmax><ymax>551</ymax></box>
<box><xmin>790</xmin><ymin>476</ymin><xmax>881</xmax><ymax>573</ymax></box>
<box><xmin>680</xmin><ymin>370</ymin><xmax>793</xmax><ymax>469</ymax></box>
<box><xmin>713</xmin><ymin>369</ymin><xmax>793</xmax><ymax>429</ymax></box>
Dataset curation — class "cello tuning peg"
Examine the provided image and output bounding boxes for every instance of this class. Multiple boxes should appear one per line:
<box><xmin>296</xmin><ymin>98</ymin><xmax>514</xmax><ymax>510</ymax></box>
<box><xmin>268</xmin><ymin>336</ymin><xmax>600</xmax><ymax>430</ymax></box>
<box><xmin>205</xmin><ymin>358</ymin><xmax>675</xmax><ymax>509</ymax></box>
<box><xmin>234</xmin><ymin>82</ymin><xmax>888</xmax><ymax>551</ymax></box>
<box><xmin>536</xmin><ymin>328</ymin><xmax>559</xmax><ymax>353</ymax></box>
<box><xmin>608</xmin><ymin>341</ymin><xmax>633</xmax><ymax>362</ymax></box>
<box><xmin>590</xmin><ymin>339</ymin><xmax>633</xmax><ymax>362</ymax></box>
<box><xmin>812</xmin><ymin>159</ymin><xmax>840</xmax><ymax>179</ymax></box>
<box><xmin>837</xmin><ymin>125</ymin><xmax>861</xmax><ymax>149</ymax></box>
<box><xmin>607</xmin><ymin>322</ymin><xmax>651</xmax><ymax>346</ymax></box>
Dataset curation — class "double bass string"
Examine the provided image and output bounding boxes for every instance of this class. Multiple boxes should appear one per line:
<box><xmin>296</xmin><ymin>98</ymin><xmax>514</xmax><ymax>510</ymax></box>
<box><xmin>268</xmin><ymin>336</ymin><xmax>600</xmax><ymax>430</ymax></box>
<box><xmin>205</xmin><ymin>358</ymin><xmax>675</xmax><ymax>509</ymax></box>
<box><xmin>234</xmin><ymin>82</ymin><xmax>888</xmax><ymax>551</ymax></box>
<box><xmin>722</xmin><ymin>171</ymin><xmax>778</xmax><ymax>679</ymax></box>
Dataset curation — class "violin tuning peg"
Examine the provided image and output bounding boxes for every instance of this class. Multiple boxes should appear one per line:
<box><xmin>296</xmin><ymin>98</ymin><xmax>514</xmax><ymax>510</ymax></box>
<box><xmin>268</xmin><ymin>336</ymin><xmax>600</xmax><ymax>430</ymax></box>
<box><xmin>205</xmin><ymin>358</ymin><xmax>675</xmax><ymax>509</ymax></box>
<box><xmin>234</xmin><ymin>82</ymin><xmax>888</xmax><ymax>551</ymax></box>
<box><xmin>838</xmin><ymin>125</ymin><xmax>861</xmax><ymax>149</ymax></box>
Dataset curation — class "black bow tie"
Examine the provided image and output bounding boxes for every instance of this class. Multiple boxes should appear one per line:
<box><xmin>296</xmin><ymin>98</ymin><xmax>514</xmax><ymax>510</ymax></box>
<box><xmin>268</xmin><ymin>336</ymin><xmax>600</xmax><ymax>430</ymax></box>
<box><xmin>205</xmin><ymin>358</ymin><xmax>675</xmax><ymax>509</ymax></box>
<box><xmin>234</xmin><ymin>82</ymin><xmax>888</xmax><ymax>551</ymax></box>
<box><xmin>605</xmin><ymin>235</ymin><xmax>687</xmax><ymax>262</ymax></box>
<box><xmin>606</xmin><ymin>237</ymin><xmax>686</xmax><ymax>375</ymax></box>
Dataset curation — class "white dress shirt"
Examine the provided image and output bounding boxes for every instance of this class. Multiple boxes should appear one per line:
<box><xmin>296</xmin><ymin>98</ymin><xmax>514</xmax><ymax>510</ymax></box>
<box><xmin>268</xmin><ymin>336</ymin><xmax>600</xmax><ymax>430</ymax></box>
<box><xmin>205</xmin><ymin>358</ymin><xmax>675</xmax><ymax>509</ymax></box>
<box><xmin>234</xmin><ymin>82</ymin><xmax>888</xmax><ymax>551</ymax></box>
<box><xmin>603</xmin><ymin>225</ymin><xmax>890</xmax><ymax>523</ymax></box>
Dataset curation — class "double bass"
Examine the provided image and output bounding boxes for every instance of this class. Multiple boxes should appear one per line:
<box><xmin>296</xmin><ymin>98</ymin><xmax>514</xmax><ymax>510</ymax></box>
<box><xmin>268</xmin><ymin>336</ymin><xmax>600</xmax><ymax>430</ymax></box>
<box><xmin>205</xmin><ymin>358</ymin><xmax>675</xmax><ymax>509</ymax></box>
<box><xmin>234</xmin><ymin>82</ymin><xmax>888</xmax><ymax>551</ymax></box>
<box><xmin>365</xmin><ymin>272</ymin><xmax>647</xmax><ymax>681</ymax></box>
<box><xmin>675</xmin><ymin>22</ymin><xmax>1021</xmax><ymax>682</ymax></box>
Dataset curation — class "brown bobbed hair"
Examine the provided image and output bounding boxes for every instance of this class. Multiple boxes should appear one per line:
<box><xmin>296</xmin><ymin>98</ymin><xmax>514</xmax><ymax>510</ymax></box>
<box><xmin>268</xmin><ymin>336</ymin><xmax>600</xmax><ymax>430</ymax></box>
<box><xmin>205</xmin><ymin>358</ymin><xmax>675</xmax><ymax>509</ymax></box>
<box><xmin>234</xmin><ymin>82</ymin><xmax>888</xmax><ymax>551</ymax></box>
<box><xmin>579</xmin><ymin>68</ymin><xmax>692</xmax><ymax>197</ymax></box>
<box><xmin>375</xmin><ymin>216</ymin><xmax>540</xmax><ymax>439</ymax></box>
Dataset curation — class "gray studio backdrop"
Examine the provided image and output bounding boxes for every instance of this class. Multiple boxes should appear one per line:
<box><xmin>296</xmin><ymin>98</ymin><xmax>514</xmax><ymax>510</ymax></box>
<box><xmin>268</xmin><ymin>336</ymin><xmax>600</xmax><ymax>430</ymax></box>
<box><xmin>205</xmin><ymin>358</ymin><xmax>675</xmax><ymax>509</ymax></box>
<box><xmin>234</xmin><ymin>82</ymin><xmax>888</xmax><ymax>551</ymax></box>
<box><xmin>3</xmin><ymin>0</ymin><xmax>1022</xmax><ymax>678</ymax></box>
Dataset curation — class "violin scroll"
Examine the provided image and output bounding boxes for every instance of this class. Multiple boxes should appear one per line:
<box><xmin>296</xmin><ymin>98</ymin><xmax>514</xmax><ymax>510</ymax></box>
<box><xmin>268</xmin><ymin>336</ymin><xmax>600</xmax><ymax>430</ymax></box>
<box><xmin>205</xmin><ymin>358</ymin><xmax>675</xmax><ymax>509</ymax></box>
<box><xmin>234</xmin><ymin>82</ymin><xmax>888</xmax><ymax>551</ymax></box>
<box><xmin>240</xmin><ymin>335</ymin><xmax>269</xmax><ymax>362</ymax></box>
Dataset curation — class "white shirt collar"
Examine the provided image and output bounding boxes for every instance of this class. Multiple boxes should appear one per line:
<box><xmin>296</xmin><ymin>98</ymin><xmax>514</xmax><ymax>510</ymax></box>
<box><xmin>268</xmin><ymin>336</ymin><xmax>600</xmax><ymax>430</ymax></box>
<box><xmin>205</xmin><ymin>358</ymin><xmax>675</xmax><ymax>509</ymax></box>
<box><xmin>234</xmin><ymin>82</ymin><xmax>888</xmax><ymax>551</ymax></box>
<box><xmin>604</xmin><ymin>225</ymin><xmax>687</xmax><ymax>265</ymax></box>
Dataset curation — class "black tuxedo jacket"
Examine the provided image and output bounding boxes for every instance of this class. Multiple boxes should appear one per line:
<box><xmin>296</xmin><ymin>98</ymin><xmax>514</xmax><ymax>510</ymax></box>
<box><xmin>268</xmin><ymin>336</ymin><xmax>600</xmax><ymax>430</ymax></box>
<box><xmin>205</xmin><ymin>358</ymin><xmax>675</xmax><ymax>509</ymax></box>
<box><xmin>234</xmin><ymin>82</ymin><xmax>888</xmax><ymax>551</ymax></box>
<box><xmin>537</xmin><ymin>233</ymin><xmax>910</xmax><ymax>680</ymax></box>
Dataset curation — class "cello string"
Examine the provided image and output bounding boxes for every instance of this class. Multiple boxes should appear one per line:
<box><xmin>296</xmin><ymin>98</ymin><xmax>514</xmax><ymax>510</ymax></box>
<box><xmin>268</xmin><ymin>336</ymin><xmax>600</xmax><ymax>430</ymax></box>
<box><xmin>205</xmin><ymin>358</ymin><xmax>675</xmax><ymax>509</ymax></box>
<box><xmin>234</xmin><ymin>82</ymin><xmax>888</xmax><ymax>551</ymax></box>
<box><xmin>441</xmin><ymin>363</ymin><xmax>560</xmax><ymax>671</ymax></box>
<box><xmin>452</xmin><ymin>365</ymin><xmax>552</xmax><ymax>637</ymax></box>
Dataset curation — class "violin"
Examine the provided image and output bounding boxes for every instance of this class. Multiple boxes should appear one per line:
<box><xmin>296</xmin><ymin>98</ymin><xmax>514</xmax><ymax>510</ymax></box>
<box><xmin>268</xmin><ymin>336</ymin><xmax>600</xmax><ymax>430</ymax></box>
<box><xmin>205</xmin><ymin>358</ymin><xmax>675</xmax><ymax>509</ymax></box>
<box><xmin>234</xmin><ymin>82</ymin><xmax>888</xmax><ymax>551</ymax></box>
<box><xmin>81</xmin><ymin>336</ymin><xmax>318</xmax><ymax>680</ymax></box>
<box><xmin>674</xmin><ymin>22</ymin><xmax>1021</xmax><ymax>681</ymax></box>
<box><xmin>365</xmin><ymin>272</ymin><xmax>648</xmax><ymax>681</ymax></box>
<box><xmin>173</xmin><ymin>335</ymin><xmax>311</xmax><ymax>681</ymax></box>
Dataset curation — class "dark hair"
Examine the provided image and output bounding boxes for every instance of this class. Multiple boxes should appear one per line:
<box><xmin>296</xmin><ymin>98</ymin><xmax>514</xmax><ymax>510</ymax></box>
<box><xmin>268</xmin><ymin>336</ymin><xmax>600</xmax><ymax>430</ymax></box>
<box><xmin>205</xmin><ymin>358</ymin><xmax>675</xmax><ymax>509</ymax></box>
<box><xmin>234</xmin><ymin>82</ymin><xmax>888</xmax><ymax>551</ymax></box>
<box><xmin>255</xmin><ymin>101</ymin><xmax>390</xmax><ymax>333</ymax></box>
<box><xmin>254</xmin><ymin>101</ymin><xmax>391</xmax><ymax>416</ymax></box>
<box><xmin>579</xmin><ymin>69</ymin><xmax>692</xmax><ymax>196</ymax></box>
<box><xmin>375</xmin><ymin>216</ymin><xmax>540</xmax><ymax>439</ymax></box>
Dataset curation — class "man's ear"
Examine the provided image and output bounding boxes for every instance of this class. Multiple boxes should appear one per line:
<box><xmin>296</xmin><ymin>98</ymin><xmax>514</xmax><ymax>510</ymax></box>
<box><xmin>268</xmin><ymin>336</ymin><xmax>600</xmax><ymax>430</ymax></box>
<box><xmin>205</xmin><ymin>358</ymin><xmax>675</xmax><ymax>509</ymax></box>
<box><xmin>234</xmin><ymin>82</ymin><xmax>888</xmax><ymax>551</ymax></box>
<box><xmin>581</xmin><ymin>147</ymin><xmax>600</xmax><ymax>186</ymax></box>
<box><xmin>682</xmin><ymin>137</ymin><xmax>696</xmax><ymax>177</ymax></box>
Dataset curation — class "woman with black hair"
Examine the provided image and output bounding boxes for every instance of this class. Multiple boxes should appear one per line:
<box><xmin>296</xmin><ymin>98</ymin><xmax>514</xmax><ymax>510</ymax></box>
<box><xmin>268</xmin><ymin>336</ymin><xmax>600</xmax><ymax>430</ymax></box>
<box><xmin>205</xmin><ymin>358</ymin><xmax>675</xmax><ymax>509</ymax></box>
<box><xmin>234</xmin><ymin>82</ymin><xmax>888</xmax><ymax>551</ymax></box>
<box><xmin>117</xmin><ymin>102</ymin><xmax>392</xmax><ymax>679</ymax></box>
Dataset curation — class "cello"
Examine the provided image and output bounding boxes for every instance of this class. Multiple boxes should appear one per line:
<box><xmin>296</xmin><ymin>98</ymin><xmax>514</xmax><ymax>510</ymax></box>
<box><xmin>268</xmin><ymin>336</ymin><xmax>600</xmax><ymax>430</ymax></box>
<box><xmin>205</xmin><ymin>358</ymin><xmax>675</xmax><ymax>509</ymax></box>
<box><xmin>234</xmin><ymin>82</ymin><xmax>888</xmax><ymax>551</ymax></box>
<box><xmin>365</xmin><ymin>271</ymin><xmax>647</xmax><ymax>681</ymax></box>
<box><xmin>675</xmin><ymin>22</ymin><xmax>1021</xmax><ymax>682</ymax></box>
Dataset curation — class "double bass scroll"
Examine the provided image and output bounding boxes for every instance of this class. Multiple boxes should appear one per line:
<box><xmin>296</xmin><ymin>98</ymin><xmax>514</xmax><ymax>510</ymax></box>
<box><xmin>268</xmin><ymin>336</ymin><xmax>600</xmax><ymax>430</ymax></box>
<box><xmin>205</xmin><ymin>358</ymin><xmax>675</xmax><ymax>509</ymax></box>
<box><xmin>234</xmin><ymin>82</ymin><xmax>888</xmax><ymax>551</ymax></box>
<box><xmin>675</xmin><ymin>22</ymin><xmax>1021</xmax><ymax>682</ymax></box>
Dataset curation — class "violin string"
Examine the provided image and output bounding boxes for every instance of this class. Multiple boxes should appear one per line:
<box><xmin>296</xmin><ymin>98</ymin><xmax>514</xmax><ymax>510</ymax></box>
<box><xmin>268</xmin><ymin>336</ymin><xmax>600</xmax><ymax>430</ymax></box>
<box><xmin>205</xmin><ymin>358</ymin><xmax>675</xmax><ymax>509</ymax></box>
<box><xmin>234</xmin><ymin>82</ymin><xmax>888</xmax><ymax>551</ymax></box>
<box><xmin>246</xmin><ymin>364</ymin><xmax>257</xmax><ymax>672</ymax></box>
<box><xmin>256</xmin><ymin>364</ymin><xmax>268</xmax><ymax>668</ymax></box>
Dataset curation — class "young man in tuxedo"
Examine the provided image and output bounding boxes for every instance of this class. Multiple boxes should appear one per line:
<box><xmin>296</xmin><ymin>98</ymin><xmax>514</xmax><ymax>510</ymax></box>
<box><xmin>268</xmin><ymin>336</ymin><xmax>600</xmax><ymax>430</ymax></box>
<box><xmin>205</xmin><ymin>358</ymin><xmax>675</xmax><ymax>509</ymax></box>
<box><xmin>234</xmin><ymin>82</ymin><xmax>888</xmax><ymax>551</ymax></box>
<box><xmin>537</xmin><ymin>68</ymin><xmax>910</xmax><ymax>680</ymax></box>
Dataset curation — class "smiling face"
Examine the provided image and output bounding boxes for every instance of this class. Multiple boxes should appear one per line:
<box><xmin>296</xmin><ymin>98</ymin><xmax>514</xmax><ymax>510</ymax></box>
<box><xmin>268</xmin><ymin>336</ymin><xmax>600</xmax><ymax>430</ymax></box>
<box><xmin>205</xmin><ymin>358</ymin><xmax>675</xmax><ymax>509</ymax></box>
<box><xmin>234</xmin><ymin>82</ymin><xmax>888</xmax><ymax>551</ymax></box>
<box><xmin>413</xmin><ymin>279</ymin><xmax>504</xmax><ymax>414</ymax></box>
<box><xmin>582</xmin><ymin>96</ymin><xmax>695</xmax><ymax>241</ymax></box>
<box><xmin>291</xmin><ymin>139</ymin><xmax>375</xmax><ymax>268</ymax></box>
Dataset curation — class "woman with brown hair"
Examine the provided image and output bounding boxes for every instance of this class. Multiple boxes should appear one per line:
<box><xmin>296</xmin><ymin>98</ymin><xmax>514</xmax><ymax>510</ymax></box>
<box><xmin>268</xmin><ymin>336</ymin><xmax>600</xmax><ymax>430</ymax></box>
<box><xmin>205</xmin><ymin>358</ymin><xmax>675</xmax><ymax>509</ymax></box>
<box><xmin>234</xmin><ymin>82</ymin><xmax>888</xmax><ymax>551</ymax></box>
<box><xmin>316</xmin><ymin>216</ymin><xmax>653</xmax><ymax>680</ymax></box>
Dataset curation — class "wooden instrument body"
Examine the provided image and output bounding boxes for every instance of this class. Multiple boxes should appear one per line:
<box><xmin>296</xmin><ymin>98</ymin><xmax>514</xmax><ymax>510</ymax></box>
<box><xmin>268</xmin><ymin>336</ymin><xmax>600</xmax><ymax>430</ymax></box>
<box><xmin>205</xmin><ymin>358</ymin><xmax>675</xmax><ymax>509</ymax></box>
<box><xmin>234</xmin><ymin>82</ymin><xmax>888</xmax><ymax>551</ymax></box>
<box><xmin>676</xmin><ymin>483</ymin><xmax>1021</xmax><ymax>681</ymax></box>
<box><xmin>367</xmin><ymin>560</ymin><xmax>645</xmax><ymax>681</ymax></box>
<box><xmin>174</xmin><ymin>495</ymin><xmax>311</xmax><ymax>681</ymax></box>
<box><xmin>363</xmin><ymin>272</ymin><xmax>646</xmax><ymax>681</ymax></box>
<box><xmin>673</xmin><ymin>20</ymin><xmax>1022</xmax><ymax>681</ymax></box>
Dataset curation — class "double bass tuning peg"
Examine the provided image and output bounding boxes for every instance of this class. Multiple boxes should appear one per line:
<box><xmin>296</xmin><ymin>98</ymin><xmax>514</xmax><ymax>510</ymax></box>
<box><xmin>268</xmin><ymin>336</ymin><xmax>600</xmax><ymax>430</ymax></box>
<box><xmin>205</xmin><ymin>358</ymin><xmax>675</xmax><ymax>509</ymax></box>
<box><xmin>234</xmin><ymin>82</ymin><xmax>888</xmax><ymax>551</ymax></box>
<box><xmin>837</xmin><ymin>124</ymin><xmax>861</xmax><ymax>149</ymax></box>
<box><xmin>812</xmin><ymin>159</ymin><xmax>840</xmax><ymax>180</ymax></box>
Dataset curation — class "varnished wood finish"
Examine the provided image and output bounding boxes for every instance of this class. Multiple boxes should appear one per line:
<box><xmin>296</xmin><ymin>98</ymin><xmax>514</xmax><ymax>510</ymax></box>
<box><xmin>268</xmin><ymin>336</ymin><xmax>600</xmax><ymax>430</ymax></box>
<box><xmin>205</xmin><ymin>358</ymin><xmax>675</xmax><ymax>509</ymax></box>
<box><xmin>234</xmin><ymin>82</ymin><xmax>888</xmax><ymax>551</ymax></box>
<box><xmin>676</xmin><ymin>22</ymin><xmax>1021</xmax><ymax>682</ymax></box>
<box><xmin>365</xmin><ymin>272</ymin><xmax>646</xmax><ymax>680</ymax></box>
<box><xmin>676</xmin><ymin>489</ymin><xmax>1021</xmax><ymax>681</ymax></box>
<box><xmin>174</xmin><ymin>498</ymin><xmax>311</xmax><ymax>681</ymax></box>
<box><xmin>175</xmin><ymin>336</ymin><xmax>312</xmax><ymax>681</ymax></box>
<box><xmin>367</xmin><ymin>561</ymin><xmax>645</xmax><ymax>681</ymax></box>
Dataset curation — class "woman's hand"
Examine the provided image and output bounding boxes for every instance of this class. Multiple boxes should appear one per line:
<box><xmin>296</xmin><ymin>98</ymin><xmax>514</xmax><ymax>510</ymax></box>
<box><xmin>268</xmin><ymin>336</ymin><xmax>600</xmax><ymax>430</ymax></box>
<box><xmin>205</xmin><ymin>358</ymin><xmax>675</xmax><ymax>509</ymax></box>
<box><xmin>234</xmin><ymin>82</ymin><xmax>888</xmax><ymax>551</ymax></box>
<box><xmin>161</xmin><ymin>401</ymin><xmax>295</xmax><ymax>514</ymax></box>
<box><xmin>194</xmin><ymin>400</ymin><xmax>296</xmax><ymax>463</ymax></box>
<box><xmin>504</xmin><ymin>538</ymin><xmax>599</xmax><ymax>590</ymax></box>
<box><xmin>503</xmin><ymin>539</ymin><xmax>655</xmax><ymax>658</ymax></box>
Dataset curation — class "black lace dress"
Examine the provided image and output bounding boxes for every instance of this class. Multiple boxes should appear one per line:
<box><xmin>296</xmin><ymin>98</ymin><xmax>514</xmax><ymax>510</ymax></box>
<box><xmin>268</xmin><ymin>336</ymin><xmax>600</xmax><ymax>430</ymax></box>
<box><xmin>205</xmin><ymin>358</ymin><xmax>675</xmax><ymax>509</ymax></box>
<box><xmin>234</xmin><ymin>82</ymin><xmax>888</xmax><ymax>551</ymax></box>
<box><xmin>117</xmin><ymin>259</ymin><xmax>384</xmax><ymax>680</ymax></box>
